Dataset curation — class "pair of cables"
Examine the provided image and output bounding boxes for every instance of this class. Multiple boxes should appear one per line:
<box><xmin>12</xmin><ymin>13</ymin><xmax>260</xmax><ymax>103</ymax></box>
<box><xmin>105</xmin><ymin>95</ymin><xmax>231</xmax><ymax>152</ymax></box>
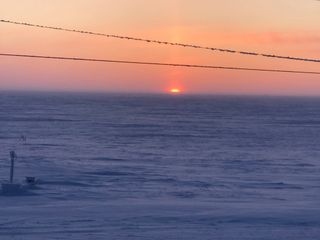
<box><xmin>0</xmin><ymin>19</ymin><xmax>319</xmax><ymax>75</ymax></box>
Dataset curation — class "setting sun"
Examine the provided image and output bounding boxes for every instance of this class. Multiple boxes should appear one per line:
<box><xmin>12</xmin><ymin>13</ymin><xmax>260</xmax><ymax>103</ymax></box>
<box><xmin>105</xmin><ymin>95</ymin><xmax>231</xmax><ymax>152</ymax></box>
<box><xmin>170</xmin><ymin>88</ymin><xmax>181</xmax><ymax>94</ymax></box>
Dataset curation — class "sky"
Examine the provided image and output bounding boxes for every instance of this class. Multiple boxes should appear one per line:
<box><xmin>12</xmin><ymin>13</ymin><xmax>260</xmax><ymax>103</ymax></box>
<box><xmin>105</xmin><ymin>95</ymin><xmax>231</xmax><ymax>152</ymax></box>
<box><xmin>0</xmin><ymin>0</ymin><xmax>319</xmax><ymax>95</ymax></box>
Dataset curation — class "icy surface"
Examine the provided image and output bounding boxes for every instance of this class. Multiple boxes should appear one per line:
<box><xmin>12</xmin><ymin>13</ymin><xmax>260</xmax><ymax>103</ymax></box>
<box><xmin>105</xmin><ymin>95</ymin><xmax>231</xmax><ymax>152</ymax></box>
<box><xmin>0</xmin><ymin>92</ymin><xmax>319</xmax><ymax>239</ymax></box>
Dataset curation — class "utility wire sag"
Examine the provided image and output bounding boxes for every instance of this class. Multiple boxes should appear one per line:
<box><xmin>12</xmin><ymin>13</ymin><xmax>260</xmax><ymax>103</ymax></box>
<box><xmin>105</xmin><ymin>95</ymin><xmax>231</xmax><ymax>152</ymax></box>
<box><xmin>1</xmin><ymin>53</ymin><xmax>319</xmax><ymax>75</ymax></box>
<box><xmin>1</xmin><ymin>19</ymin><xmax>319</xmax><ymax>64</ymax></box>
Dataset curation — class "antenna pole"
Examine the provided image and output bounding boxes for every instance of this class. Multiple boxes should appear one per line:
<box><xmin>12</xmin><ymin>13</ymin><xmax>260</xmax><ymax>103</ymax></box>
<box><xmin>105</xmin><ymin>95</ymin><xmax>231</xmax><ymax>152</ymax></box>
<box><xmin>10</xmin><ymin>151</ymin><xmax>16</xmax><ymax>183</ymax></box>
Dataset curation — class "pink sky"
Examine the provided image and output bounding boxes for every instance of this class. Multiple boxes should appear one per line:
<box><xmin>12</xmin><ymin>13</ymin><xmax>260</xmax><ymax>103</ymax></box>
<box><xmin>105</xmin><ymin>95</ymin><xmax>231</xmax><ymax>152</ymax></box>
<box><xmin>0</xmin><ymin>0</ymin><xmax>319</xmax><ymax>95</ymax></box>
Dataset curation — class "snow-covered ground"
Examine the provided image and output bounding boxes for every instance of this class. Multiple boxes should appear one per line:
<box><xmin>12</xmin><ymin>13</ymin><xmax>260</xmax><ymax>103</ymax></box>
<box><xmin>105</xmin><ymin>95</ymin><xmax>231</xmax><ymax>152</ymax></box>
<box><xmin>0</xmin><ymin>93</ymin><xmax>319</xmax><ymax>239</ymax></box>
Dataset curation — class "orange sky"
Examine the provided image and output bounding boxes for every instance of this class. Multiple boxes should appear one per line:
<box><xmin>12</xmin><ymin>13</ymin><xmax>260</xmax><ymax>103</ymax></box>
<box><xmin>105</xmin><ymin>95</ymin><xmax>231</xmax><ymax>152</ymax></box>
<box><xmin>0</xmin><ymin>0</ymin><xmax>319</xmax><ymax>95</ymax></box>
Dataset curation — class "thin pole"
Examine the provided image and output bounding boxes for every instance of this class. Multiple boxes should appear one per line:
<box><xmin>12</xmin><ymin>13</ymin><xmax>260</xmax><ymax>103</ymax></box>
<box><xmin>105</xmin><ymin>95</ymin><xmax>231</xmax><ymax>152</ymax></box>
<box><xmin>10</xmin><ymin>151</ymin><xmax>16</xmax><ymax>183</ymax></box>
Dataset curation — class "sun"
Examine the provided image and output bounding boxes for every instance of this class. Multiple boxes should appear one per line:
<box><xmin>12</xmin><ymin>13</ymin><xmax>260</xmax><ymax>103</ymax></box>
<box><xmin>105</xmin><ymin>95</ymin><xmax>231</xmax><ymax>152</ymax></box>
<box><xmin>170</xmin><ymin>88</ymin><xmax>181</xmax><ymax>94</ymax></box>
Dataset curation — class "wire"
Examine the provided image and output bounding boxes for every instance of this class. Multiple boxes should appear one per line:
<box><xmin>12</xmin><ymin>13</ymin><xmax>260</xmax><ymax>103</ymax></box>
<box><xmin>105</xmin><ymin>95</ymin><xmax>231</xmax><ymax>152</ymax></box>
<box><xmin>1</xmin><ymin>53</ymin><xmax>319</xmax><ymax>75</ymax></box>
<box><xmin>1</xmin><ymin>19</ymin><xmax>319</xmax><ymax>64</ymax></box>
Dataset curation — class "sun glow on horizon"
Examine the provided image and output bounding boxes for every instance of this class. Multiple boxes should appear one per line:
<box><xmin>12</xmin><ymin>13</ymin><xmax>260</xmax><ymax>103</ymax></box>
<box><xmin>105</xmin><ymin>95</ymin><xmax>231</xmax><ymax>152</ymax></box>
<box><xmin>169</xmin><ymin>88</ymin><xmax>181</xmax><ymax>94</ymax></box>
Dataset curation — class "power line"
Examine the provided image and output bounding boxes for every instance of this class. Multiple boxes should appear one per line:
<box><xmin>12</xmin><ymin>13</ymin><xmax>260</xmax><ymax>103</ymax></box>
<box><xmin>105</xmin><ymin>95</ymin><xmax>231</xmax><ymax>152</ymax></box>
<box><xmin>1</xmin><ymin>53</ymin><xmax>319</xmax><ymax>75</ymax></box>
<box><xmin>1</xmin><ymin>19</ymin><xmax>319</xmax><ymax>64</ymax></box>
